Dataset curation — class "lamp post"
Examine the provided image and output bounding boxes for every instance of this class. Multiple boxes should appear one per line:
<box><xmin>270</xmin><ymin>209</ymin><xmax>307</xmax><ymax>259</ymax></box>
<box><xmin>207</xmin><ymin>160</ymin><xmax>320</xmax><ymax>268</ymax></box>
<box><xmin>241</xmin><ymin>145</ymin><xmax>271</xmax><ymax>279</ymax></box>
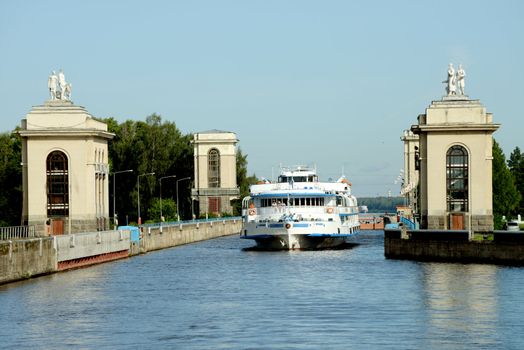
<box><xmin>191</xmin><ymin>180</ymin><xmax>195</xmax><ymax>221</ymax></box>
<box><xmin>160</xmin><ymin>175</ymin><xmax>176</xmax><ymax>222</ymax></box>
<box><xmin>112</xmin><ymin>169</ymin><xmax>133</xmax><ymax>230</ymax></box>
<box><xmin>176</xmin><ymin>177</ymin><xmax>191</xmax><ymax>221</ymax></box>
<box><xmin>137</xmin><ymin>172</ymin><xmax>155</xmax><ymax>225</ymax></box>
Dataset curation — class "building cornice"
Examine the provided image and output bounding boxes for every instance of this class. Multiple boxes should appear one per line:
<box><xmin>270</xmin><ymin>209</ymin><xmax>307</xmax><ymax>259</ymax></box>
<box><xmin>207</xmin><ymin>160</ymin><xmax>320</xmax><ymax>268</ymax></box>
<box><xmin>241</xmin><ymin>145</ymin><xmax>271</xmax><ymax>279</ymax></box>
<box><xmin>411</xmin><ymin>123</ymin><xmax>500</xmax><ymax>134</ymax></box>
<box><xmin>18</xmin><ymin>129</ymin><xmax>115</xmax><ymax>140</ymax></box>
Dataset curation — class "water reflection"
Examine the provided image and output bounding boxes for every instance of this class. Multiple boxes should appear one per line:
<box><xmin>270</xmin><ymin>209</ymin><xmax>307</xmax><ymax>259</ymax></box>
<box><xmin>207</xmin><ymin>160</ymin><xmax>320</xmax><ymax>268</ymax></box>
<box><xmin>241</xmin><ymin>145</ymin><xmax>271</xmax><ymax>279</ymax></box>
<box><xmin>1</xmin><ymin>264</ymin><xmax>112</xmax><ymax>348</ymax></box>
<box><xmin>1</xmin><ymin>233</ymin><xmax>524</xmax><ymax>349</ymax></box>
<box><xmin>421</xmin><ymin>263</ymin><xmax>501</xmax><ymax>348</ymax></box>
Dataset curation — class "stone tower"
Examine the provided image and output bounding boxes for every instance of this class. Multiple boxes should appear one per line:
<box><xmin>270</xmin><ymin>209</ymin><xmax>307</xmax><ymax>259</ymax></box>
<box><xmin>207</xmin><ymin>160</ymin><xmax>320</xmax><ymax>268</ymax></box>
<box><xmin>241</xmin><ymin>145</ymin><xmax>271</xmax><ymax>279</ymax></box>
<box><xmin>411</xmin><ymin>95</ymin><xmax>499</xmax><ymax>232</ymax></box>
<box><xmin>18</xmin><ymin>76</ymin><xmax>114</xmax><ymax>235</ymax></box>
<box><xmin>191</xmin><ymin>130</ymin><xmax>239</xmax><ymax>216</ymax></box>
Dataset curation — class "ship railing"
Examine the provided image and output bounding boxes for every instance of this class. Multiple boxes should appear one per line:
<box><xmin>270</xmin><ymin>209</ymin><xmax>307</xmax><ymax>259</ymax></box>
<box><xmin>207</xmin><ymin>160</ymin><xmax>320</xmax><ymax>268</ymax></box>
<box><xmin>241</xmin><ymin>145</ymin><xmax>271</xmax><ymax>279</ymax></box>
<box><xmin>0</xmin><ymin>226</ymin><xmax>36</xmax><ymax>241</ymax></box>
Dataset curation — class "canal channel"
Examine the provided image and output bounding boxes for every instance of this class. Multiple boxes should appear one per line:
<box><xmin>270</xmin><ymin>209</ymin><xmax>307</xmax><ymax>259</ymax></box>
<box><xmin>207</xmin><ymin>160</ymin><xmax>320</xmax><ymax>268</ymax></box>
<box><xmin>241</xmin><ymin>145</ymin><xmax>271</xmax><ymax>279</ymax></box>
<box><xmin>1</xmin><ymin>231</ymin><xmax>523</xmax><ymax>349</ymax></box>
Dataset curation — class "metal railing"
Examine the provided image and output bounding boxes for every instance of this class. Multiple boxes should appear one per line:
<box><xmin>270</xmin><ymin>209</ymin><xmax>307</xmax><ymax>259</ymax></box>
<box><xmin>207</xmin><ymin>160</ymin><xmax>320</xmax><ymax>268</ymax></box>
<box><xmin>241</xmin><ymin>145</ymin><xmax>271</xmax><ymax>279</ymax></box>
<box><xmin>0</xmin><ymin>226</ymin><xmax>36</xmax><ymax>241</ymax></box>
<box><xmin>400</xmin><ymin>216</ymin><xmax>417</xmax><ymax>230</ymax></box>
<box><xmin>141</xmin><ymin>216</ymin><xmax>242</xmax><ymax>228</ymax></box>
<box><xmin>191</xmin><ymin>188</ymin><xmax>240</xmax><ymax>196</ymax></box>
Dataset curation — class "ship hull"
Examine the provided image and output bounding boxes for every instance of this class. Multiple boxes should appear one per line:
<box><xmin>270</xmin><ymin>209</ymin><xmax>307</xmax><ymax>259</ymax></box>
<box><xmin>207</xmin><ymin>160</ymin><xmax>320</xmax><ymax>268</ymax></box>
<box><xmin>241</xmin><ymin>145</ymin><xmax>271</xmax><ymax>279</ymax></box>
<box><xmin>241</xmin><ymin>232</ymin><xmax>354</xmax><ymax>250</ymax></box>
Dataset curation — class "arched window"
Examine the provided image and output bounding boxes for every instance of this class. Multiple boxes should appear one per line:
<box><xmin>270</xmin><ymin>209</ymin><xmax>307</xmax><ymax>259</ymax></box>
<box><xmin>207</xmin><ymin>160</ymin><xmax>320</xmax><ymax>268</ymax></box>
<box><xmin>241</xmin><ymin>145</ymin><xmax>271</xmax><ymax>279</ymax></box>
<box><xmin>47</xmin><ymin>151</ymin><xmax>69</xmax><ymax>216</ymax></box>
<box><xmin>446</xmin><ymin>145</ymin><xmax>468</xmax><ymax>212</ymax></box>
<box><xmin>208</xmin><ymin>148</ymin><xmax>220</xmax><ymax>188</ymax></box>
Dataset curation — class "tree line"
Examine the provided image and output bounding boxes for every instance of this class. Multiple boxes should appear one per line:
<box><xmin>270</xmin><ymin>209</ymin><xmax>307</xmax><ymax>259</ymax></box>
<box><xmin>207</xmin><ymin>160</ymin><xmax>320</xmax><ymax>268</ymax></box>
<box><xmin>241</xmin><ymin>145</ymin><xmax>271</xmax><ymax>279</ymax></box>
<box><xmin>0</xmin><ymin>114</ymin><xmax>257</xmax><ymax>226</ymax></box>
<box><xmin>0</xmin><ymin>130</ymin><xmax>22</xmax><ymax>226</ymax></box>
<box><xmin>104</xmin><ymin>114</ymin><xmax>257</xmax><ymax>223</ymax></box>
<box><xmin>0</xmin><ymin>124</ymin><xmax>521</xmax><ymax>228</ymax></box>
<box><xmin>493</xmin><ymin>140</ymin><xmax>523</xmax><ymax>228</ymax></box>
<box><xmin>357</xmin><ymin>196</ymin><xmax>405</xmax><ymax>213</ymax></box>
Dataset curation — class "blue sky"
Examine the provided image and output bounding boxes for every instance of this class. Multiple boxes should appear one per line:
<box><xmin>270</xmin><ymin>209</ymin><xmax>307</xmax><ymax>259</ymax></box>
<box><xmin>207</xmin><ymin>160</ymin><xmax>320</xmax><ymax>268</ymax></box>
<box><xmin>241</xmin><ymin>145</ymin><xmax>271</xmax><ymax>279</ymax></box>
<box><xmin>1</xmin><ymin>0</ymin><xmax>523</xmax><ymax>196</ymax></box>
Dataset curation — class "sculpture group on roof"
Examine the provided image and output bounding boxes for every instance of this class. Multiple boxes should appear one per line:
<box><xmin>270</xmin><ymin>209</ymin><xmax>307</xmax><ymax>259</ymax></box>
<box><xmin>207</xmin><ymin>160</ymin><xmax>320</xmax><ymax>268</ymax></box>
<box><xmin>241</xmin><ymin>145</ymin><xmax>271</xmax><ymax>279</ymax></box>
<box><xmin>48</xmin><ymin>69</ymin><xmax>72</xmax><ymax>101</ymax></box>
<box><xmin>443</xmin><ymin>63</ymin><xmax>466</xmax><ymax>96</ymax></box>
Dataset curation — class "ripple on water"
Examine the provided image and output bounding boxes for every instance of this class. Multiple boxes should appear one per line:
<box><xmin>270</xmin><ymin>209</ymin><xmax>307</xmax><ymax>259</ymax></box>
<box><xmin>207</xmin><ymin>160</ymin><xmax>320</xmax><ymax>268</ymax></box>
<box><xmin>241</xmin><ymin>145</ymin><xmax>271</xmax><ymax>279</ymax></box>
<box><xmin>0</xmin><ymin>232</ymin><xmax>522</xmax><ymax>349</ymax></box>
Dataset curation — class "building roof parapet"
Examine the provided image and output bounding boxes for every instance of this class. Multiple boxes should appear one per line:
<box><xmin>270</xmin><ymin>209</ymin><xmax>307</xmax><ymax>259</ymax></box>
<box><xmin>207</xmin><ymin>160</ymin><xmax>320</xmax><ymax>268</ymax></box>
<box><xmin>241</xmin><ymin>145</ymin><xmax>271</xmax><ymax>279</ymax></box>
<box><xmin>18</xmin><ymin>128</ymin><xmax>115</xmax><ymax>140</ymax></box>
<box><xmin>192</xmin><ymin>130</ymin><xmax>238</xmax><ymax>144</ymax></box>
<box><xmin>23</xmin><ymin>101</ymin><xmax>109</xmax><ymax>132</ymax></box>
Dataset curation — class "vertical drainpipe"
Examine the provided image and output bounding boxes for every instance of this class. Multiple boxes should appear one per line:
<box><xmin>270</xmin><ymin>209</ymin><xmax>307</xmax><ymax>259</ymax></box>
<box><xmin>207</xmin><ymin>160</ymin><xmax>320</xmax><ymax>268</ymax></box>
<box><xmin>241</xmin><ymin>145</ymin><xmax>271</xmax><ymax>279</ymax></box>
<box><xmin>68</xmin><ymin>158</ymin><xmax>72</xmax><ymax>235</ymax></box>
<box><xmin>195</xmin><ymin>134</ymin><xmax>200</xmax><ymax>215</ymax></box>
<box><xmin>468</xmin><ymin>156</ymin><xmax>472</xmax><ymax>239</ymax></box>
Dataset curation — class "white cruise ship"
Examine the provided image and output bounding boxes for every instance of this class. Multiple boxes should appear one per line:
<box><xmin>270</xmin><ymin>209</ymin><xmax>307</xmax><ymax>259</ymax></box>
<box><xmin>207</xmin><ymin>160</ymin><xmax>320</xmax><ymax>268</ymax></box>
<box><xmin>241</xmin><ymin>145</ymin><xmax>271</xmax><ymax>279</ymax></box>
<box><xmin>241</xmin><ymin>166</ymin><xmax>360</xmax><ymax>250</ymax></box>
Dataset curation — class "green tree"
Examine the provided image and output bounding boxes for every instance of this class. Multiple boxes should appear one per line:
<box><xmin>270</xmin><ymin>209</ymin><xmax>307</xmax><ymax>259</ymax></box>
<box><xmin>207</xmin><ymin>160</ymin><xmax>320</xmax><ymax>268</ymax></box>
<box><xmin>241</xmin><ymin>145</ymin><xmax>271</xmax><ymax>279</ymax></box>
<box><xmin>147</xmin><ymin>197</ymin><xmax>177</xmax><ymax>223</ymax></box>
<box><xmin>232</xmin><ymin>148</ymin><xmax>257</xmax><ymax>215</ymax></box>
<box><xmin>492</xmin><ymin>140</ymin><xmax>521</xmax><ymax>228</ymax></box>
<box><xmin>358</xmin><ymin>196</ymin><xmax>405</xmax><ymax>213</ymax></box>
<box><xmin>508</xmin><ymin>146</ymin><xmax>524</xmax><ymax>215</ymax></box>
<box><xmin>104</xmin><ymin>114</ymin><xmax>194</xmax><ymax>223</ymax></box>
<box><xmin>0</xmin><ymin>131</ymin><xmax>22</xmax><ymax>226</ymax></box>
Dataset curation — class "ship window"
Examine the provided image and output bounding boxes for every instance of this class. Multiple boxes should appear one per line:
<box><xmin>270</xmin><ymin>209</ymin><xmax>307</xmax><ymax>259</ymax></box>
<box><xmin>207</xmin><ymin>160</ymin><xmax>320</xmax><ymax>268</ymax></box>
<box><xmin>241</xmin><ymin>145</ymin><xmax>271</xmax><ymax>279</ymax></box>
<box><xmin>447</xmin><ymin>145</ymin><xmax>468</xmax><ymax>212</ymax></box>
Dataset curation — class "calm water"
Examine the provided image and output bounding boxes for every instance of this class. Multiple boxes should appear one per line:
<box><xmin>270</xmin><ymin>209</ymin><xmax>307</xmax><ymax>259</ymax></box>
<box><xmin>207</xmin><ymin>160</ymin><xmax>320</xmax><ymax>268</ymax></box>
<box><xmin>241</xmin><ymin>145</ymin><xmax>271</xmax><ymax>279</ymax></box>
<box><xmin>1</xmin><ymin>231</ymin><xmax>524</xmax><ymax>349</ymax></box>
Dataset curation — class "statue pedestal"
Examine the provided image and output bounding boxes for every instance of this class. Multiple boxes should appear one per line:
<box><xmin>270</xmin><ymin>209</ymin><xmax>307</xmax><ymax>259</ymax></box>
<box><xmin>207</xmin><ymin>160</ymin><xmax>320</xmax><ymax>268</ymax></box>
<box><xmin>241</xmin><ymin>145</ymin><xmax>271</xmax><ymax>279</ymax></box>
<box><xmin>442</xmin><ymin>95</ymin><xmax>469</xmax><ymax>101</ymax></box>
<box><xmin>45</xmin><ymin>99</ymin><xmax>74</xmax><ymax>106</ymax></box>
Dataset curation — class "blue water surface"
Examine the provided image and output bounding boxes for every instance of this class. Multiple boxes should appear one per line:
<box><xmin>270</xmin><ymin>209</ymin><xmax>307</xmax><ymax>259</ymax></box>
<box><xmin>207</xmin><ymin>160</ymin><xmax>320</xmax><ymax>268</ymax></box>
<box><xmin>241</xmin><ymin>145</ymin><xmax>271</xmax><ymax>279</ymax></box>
<box><xmin>1</xmin><ymin>231</ymin><xmax>523</xmax><ymax>349</ymax></box>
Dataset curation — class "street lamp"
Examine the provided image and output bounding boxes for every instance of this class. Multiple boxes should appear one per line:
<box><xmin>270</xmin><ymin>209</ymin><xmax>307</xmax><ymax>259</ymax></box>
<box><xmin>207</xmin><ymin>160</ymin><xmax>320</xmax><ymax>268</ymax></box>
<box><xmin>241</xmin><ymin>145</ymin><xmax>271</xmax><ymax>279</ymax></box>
<box><xmin>112</xmin><ymin>169</ymin><xmax>133</xmax><ymax>230</ymax></box>
<box><xmin>160</xmin><ymin>175</ymin><xmax>176</xmax><ymax>222</ymax></box>
<box><xmin>176</xmin><ymin>177</ymin><xmax>191</xmax><ymax>221</ymax></box>
<box><xmin>137</xmin><ymin>172</ymin><xmax>155</xmax><ymax>225</ymax></box>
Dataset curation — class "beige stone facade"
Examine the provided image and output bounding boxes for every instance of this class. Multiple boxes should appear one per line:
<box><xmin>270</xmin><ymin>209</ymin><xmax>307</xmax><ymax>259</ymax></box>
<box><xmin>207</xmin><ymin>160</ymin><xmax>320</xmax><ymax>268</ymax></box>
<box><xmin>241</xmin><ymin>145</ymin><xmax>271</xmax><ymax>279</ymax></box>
<box><xmin>18</xmin><ymin>100</ymin><xmax>114</xmax><ymax>236</ymax></box>
<box><xmin>400</xmin><ymin>130</ymin><xmax>420</xmax><ymax>217</ymax></box>
<box><xmin>191</xmin><ymin>130</ymin><xmax>240</xmax><ymax>216</ymax></box>
<box><xmin>410</xmin><ymin>96</ymin><xmax>499</xmax><ymax>232</ymax></box>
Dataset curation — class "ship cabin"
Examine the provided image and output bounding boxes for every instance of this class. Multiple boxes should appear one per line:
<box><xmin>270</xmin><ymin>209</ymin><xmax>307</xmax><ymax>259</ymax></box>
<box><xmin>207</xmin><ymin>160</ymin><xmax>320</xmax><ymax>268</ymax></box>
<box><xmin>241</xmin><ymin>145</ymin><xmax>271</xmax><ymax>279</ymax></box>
<box><xmin>278</xmin><ymin>168</ymin><xmax>318</xmax><ymax>184</ymax></box>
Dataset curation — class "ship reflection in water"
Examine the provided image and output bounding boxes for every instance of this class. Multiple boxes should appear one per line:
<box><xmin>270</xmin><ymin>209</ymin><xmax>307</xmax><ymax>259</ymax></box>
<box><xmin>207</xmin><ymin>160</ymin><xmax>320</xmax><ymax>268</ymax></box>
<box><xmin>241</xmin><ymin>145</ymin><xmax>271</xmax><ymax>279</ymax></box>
<box><xmin>1</xmin><ymin>232</ymin><xmax>523</xmax><ymax>349</ymax></box>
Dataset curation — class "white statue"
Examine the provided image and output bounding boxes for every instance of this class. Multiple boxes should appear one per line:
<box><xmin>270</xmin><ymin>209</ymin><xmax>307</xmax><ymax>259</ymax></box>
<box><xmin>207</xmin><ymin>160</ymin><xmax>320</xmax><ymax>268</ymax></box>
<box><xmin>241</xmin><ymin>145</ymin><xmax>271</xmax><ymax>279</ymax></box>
<box><xmin>58</xmin><ymin>69</ymin><xmax>67</xmax><ymax>100</ymax></box>
<box><xmin>446</xmin><ymin>63</ymin><xmax>456</xmax><ymax>96</ymax></box>
<box><xmin>47</xmin><ymin>71</ymin><xmax>58</xmax><ymax>100</ymax></box>
<box><xmin>457</xmin><ymin>64</ymin><xmax>466</xmax><ymax>95</ymax></box>
<box><xmin>63</xmin><ymin>83</ymin><xmax>72</xmax><ymax>100</ymax></box>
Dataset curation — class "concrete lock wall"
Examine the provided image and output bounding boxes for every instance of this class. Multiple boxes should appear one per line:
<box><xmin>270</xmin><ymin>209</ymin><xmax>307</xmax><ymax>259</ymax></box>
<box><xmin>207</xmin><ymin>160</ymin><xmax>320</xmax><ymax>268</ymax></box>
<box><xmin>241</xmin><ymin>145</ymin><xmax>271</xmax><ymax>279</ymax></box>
<box><xmin>0</xmin><ymin>238</ymin><xmax>56</xmax><ymax>284</ymax></box>
<box><xmin>55</xmin><ymin>229</ymin><xmax>130</xmax><ymax>262</ymax></box>
<box><xmin>384</xmin><ymin>229</ymin><xmax>524</xmax><ymax>264</ymax></box>
<box><xmin>1</xmin><ymin>219</ymin><xmax>241</xmax><ymax>285</ymax></box>
<box><xmin>141</xmin><ymin>219</ymin><xmax>242</xmax><ymax>253</ymax></box>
